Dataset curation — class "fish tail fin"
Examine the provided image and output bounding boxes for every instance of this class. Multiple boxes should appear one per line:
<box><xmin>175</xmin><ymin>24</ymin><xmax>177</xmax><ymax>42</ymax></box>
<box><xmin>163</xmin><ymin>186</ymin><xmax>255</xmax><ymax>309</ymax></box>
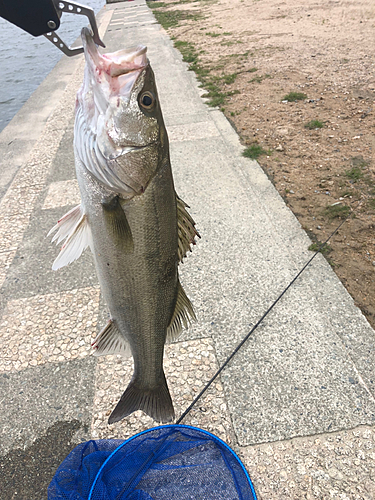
<box><xmin>108</xmin><ymin>374</ymin><xmax>175</xmax><ymax>424</ymax></box>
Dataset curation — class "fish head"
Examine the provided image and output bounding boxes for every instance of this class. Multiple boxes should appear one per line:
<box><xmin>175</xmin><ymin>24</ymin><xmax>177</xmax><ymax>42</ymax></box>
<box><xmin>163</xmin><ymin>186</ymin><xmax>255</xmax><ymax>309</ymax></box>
<box><xmin>77</xmin><ymin>28</ymin><xmax>168</xmax><ymax>165</ymax></box>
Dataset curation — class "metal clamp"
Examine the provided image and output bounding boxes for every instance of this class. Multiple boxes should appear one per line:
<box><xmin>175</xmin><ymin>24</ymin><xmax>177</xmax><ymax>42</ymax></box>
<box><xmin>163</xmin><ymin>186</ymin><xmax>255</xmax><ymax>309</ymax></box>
<box><xmin>43</xmin><ymin>0</ymin><xmax>105</xmax><ymax>56</ymax></box>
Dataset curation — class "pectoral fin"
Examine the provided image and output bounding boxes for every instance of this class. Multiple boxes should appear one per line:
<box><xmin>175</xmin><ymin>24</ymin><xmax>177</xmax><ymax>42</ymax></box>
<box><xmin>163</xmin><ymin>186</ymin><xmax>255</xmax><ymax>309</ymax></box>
<box><xmin>48</xmin><ymin>204</ymin><xmax>92</xmax><ymax>270</ymax></box>
<box><xmin>92</xmin><ymin>319</ymin><xmax>131</xmax><ymax>357</ymax></box>
<box><xmin>176</xmin><ymin>195</ymin><xmax>200</xmax><ymax>262</ymax></box>
<box><xmin>102</xmin><ymin>196</ymin><xmax>134</xmax><ymax>253</ymax></box>
<box><xmin>167</xmin><ymin>281</ymin><xmax>196</xmax><ymax>342</ymax></box>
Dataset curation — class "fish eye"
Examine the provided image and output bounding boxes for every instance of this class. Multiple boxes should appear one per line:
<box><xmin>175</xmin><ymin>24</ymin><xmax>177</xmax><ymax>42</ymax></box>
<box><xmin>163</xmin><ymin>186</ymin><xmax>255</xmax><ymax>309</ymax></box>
<box><xmin>139</xmin><ymin>91</ymin><xmax>155</xmax><ymax>110</ymax></box>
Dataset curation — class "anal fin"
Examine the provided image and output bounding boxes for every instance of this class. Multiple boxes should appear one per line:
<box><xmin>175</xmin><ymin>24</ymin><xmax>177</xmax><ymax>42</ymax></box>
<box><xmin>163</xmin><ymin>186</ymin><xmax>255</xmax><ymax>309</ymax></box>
<box><xmin>102</xmin><ymin>196</ymin><xmax>134</xmax><ymax>253</ymax></box>
<box><xmin>92</xmin><ymin>319</ymin><xmax>131</xmax><ymax>357</ymax></box>
<box><xmin>167</xmin><ymin>281</ymin><xmax>196</xmax><ymax>343</ymax></box>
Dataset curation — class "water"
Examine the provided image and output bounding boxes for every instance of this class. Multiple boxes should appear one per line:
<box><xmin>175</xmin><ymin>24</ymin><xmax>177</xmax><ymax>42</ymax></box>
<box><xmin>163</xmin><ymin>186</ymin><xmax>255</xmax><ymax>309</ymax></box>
<box><xmin>0</xmin><ymin>0</ymin><xmax>105</xmax><ymax>132</ymax></box>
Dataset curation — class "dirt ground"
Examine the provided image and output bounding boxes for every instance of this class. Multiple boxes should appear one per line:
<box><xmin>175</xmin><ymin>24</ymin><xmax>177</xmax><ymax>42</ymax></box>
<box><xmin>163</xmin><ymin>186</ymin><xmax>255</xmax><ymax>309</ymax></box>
<box><xmin>150</xmin><ymin>0</ymin><xmax>375</xmax><ymax>328</ymax></box>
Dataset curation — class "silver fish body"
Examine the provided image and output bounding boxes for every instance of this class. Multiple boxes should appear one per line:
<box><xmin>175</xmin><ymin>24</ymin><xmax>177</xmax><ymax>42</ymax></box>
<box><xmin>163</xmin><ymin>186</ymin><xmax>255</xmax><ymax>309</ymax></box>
<box><xmin>49</xmin><ymin>29</ymin><xmax>198</xmax><ymax>423</ymax></box>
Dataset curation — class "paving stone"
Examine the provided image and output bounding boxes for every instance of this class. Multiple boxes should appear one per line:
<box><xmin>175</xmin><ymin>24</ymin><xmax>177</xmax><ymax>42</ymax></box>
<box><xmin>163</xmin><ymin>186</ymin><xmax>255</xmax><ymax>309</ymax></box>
<box><xmin>0</xmin><ymin>250</ymin><xmax>15</xmax><ymax>288</ymax></box>
<box><xmin>0</xmin><ymin>213</ymin><xmax>32</xmax><ymax>252</ymax></box>
<box><xmin>168</xmin><ymin>121</ymin><xmax>220</xmax><ymax>142</ymax></box>
<box><xmin>91</xmin><ymin>338</ymin><xmax>234</xmax><ymax>445</ymax></box>
<box><xmin>0</xmin><ymin>287</ymin><xmax>100</xmax><ymax>372</ymax></box>
<box><xmin>1</xmin><ymin>420</ymin><xmax>86</xmax><ymax>500</ymax></box>
<box><xmin>42</xmin><ymin>179</ymin><xmax>80</xmax><ymax>210</ymax></box>
<box><xmin>1</xmin><ymin>207</ymin><xmax>97</xmax><ymax>303</ymax></box>
<box><xmin>0</xmin><ymin>357</ymin><xmax>96</xmax><ymax>456</ymax></box>
<box><xmin>239</xmin><ymin>425</ymin><xmax>375</xmax><ymax>500</ymax></box>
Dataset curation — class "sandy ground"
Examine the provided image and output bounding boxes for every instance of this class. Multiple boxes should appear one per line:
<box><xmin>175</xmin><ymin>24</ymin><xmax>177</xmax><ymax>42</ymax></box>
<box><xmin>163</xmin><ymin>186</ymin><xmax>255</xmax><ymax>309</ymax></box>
<box><xmin>150</xmin><ymin>0</ymin><xmax>375</xmax><ymax>328</ymax></box>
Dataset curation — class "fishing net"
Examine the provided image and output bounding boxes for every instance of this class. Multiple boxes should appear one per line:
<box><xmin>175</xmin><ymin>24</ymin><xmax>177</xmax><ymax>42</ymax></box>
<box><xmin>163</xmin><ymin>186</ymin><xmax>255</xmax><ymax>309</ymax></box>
<box><xmin>48</xmin><ymin>424</ymin><xmax>257</xmax><ymax>500</ymax></box>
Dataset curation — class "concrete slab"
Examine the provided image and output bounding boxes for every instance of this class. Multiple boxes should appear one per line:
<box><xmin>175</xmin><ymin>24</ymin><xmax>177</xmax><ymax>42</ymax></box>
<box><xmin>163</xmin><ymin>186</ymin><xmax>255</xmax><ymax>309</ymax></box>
<box><xmin>239</xmin><ymin>425</ymin><xmax>375</xmax><ymax>499</ymax></box>
<box><xmin>1</xmin><ymin>420</ymin><xmax>85</xmax><ymax>500</ymax></box>
<box><xmin>0</xmin><ymin>357</ymin><xmax>95</xmax><ymax>456</ymax></box>
<box><xmin>1</xmin><ymin>207</ymin><xmax>97</xmax><ymax>303</ymax></box>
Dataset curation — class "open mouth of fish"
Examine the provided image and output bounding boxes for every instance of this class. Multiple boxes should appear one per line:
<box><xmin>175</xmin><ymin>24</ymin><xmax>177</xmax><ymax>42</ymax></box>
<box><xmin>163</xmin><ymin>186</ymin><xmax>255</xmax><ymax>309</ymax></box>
<box><xmin>81</xmin><ymin>26</ymin><xmax>148</xmax><ymax>97</ymax></box>
<box><xmin>78</xmin><ymin>28</ymin><xmax>155</xmax><ymax>152</ymax></box>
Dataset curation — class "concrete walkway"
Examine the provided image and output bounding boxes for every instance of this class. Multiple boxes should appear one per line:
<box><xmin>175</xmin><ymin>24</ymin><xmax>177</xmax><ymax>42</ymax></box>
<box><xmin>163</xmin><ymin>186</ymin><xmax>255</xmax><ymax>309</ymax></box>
<box><xmin>1</xmin><ymin>1</ymin><xmax>375</xmax><ymax>498</ymax></box>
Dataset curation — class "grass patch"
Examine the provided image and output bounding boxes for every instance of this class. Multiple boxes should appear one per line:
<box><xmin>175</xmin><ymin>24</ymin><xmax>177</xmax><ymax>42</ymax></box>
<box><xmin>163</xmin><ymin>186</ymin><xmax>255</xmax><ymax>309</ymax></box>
<box><xmin>308</xmin><ymin>242</ymin><xmax>332</xmax><ymax>255</ymax></box>
<box><xmin>203</xmin><ymin>86</ymin><xmax>240</xmax><ymax>107</ymax></box>
<box><xmin>283</xmin><ymin>92</ymin><xmax>307</xmax><ymax>102</ymax></box>
<box><xmin>222</xmin><ymin>73</ymin><xmax>237</xmax><ymax>84</ymax></box>
<box><xmin>250</xmin><ymin>74</ymin><xmax>271</xmax><ymax>83</ymax></box>
<box><xmin>153</xmin><ymin>10</ymin><xmax>203</xmax><ymax>29</ymax></box>
<box><xmin>323</xmin><ymin>203</ymin><xmax>351</xmax><ymax>219</ymax></box>
<box><xmin>148</xmin><ymin>1</ymin><xmax>166</xmax><ymax>7</ymax></box>
<box><xmin>171</xmin><ymin>39</ymin><xmax>244</xmax><ymax>108</ymax></box>
<box><xmin>242</xmin><ymin>144</ymin><xmax>271</xmax><ymax>160</ymax></box>
<box><xmin>174</xmin><ymin>40</ymin><xmax>197</xmax><ymax>63</ymax></box>
<box><xmin>304</xmin><ymin>120</ymin><xmax>324</xmax><ymax>129</ymax></box>
<box><xmin>248</xmin><ymin>67</ymin><xmax>258</xmax><ymax>73</ymax></box>
<box><xmin>345</xmin><ymin>166</ymin><xmax>364</xmax><ymax>182</ymax></box>
<box><xmin>206</xmin><ymin>32</ymin><xmax>220</xmax><ymax>37</ymax></box>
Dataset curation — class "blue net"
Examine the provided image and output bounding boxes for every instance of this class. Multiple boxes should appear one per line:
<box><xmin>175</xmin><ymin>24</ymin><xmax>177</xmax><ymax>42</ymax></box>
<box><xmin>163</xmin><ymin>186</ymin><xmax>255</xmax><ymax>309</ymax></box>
<box><xmin>48</xmin><ymin>424</ymin><xmax>257</xmax><ymax>500</ymax></box>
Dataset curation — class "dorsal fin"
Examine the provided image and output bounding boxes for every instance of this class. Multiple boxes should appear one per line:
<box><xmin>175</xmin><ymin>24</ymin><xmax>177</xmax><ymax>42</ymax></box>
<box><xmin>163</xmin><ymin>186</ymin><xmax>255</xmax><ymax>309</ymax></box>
<box><xmin>167</xmin><ymin>281</ymin><xmax>196</xmax><ymax>343</ymax></box>
<box><xmin>176</xmin><ymin>195</ymin><xmax>200</xmax><ymax>262</ymax></box>
<box><xmin>92</xmin><ymin>319</ymin><xmax>131</xmax><ymax>357</ymax></box>
<box><xmin>48</xmin><ymin>204</ymin><xmax>93</xmax><ymax>270</ymax></box>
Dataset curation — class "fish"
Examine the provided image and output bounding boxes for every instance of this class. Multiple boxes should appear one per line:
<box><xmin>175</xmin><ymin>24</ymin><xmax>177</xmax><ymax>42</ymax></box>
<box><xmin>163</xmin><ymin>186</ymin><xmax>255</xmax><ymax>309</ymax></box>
<box><xmin>49</xmin><ymin>28</ymin><xmax>199</xmax><ymax>424</ymax></box>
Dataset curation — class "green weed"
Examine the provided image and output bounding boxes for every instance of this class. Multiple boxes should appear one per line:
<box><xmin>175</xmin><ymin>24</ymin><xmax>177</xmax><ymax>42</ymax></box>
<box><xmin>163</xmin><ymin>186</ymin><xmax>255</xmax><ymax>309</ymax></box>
<box><xmin>222</xmin><ymin>73</ymin><xmax>237</xmax><ymax>84</ymax></box>
<box><xmin>250</xmin><ymin>74</ymin><xmax>271</xmax><ymax>83</ymax></box>
<box><xmin>153</xmin><ymin>10</ymin><xmax>203</xmax><ymax>29</ymax></box>
<box><xmin>323</xmin><ymin>204</ymin><xmax>351</xmax><ymax>219</ymax></box>
<box><xmin>174</xmin><ymin>40</ymin><xmax>198</xmax><ymax>63</ymax></box>
<box><xmin>242</xmin><ymin>144</ymin><xmax>271</xmax><ymax>160</ymax></box>
<box><xmin>345</xmin><ymin>166</ymin><xmax>364</xmax><ymax>182</ymax></box>
<box><xmin>283</xmin><ymin>92</ymin><xmax>307</xmax><ymax>102</ymax></box>
<box><xmin>148</xmin><ymin>1</ymin><xmax>166</xmax><ymax>7</ymax></box>
<box><xmin>304</xmin><ymin>120</ymin><xmax>324</xmax><ymax>129</ymax></box>
<box><xmin>308</xmin><ymin>242</ymin><xmax>332</xmax><ymax>255</ymax></box>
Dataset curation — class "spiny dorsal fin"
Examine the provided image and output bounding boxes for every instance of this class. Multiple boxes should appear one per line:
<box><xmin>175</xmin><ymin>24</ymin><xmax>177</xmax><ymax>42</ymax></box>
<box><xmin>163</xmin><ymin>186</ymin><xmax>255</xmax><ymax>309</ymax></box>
<box><xmin>167</xmin><ymin>281</ymin><xmax>196</xmax><ymax>343</ymax></box>
<box><xmin>92</xmin><ymin>319</ymin><xmax>131</xmax><ymax>357</ymax></box>
<box><xmin>102</xmin><ymin>196</ymin><xmax>134</xmax><ymax>254</ymax></box>
<box><xmin>48</xmin><ymin>204</ymin><xmax>93</xmax><ymax>270</ymax></box>
<box><xmin>176</xmin><ymin>195</ymin><xmax>200</xmax><ymax>262</ymax></box>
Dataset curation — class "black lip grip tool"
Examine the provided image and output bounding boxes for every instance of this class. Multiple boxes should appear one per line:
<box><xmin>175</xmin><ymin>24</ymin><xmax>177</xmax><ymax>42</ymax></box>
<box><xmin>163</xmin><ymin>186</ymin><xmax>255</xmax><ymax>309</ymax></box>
<box><xmin>0</xmin><ymin>0</ymin><xmax>105</xmax><ymax>56</ymax></box>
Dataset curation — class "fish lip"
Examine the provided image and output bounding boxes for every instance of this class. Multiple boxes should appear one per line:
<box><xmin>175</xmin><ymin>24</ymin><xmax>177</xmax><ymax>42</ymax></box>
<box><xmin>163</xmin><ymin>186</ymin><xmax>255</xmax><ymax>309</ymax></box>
<box><xmin>81</xmin><ymin>27</ymin><xmax>148</xmax><ymax>77</ymax></box>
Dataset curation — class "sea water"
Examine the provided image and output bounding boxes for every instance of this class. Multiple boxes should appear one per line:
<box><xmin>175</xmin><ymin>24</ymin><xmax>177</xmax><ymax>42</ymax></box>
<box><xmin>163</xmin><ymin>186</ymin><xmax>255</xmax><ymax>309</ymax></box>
<box><xmin>0</xmin><ymin>0</ymin><xmax>105</xmax><ymax>132</ymax></box>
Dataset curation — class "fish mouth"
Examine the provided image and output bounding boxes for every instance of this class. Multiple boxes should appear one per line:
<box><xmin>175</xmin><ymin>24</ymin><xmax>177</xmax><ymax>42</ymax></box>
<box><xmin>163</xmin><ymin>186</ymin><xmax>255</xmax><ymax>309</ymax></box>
<box><xmin>81</xmin><ymin>27</ymin><xmax>148</xmax><ymax>98</ymax></box>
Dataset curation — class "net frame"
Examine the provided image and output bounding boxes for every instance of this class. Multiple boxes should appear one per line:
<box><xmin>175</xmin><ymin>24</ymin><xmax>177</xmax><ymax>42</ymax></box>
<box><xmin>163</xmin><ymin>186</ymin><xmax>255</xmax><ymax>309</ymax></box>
<box><xmin>87</xmin><ymin>424</ymin><xmax>257</xmax><ymax>500</ymax></box>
